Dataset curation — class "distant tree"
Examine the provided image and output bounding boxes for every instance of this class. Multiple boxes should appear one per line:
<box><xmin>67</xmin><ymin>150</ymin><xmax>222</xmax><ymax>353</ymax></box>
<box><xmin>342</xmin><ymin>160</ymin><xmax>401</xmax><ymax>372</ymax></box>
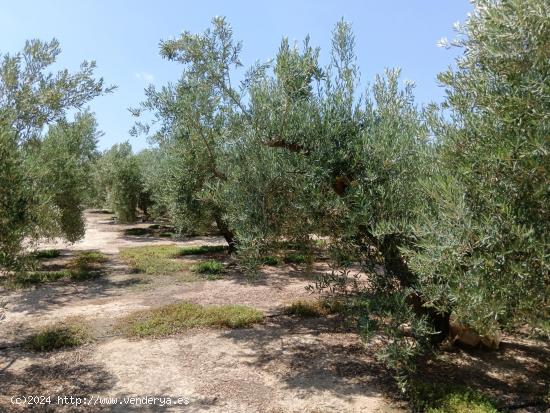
<box><xmin>96</xmin><ymin>142</ymin><xmax>142</xmax><ymax>224</ymax></box>
<box><xmin>134</xmin><ymin>149</ymin><xmax>157</xmax><ymax>220</ymax></box>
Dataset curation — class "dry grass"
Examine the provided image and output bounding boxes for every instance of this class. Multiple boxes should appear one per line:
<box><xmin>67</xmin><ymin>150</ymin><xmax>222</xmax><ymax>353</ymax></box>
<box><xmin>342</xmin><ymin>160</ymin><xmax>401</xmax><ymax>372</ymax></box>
<box><xmin>284</xmin><ymin>298</ymin><xmax>346</xmax><ymax>317</ymax></box>
<box><xmin>118</xmin><ymin>301</ymin><xmax>264</xmax><ymax>338</ymax></box>
<box><xmin>190</xmin><ymin>260</ymin><xmax>224</xmax><ymax>279</ymax></box>
<box><xmin>2</xmin><ymin>251</ymin><xmax>106</xmax><ymax>288</ymax></box>
<box><xmin>119</xmin><ymin>245</ymin><xmax>186</xmax><ymax>274</ymax></box>
<box><xmin>25</xmin><ymin>322</ymin><xmax>90</xmax><ymax>352</ymax></box>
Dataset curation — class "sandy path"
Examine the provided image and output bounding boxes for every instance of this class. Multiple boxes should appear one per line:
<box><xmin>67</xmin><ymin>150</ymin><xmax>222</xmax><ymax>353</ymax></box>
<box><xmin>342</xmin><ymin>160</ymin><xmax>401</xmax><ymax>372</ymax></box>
<box><xmin>0</xmin><ymin>212</ymin><xmax>402</xmax><ymax>412</ymax></box>
<box><xmin>38</xmin><ymin>211</ymin><xmax>225</xmax><ymax>255</ymax></box>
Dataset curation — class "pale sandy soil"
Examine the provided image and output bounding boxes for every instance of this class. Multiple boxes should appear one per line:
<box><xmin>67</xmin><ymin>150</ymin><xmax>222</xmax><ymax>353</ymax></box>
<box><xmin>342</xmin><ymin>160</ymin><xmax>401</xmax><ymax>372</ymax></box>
<box><xmin>0</xmin><ymin>211</ymin><xmax>403</xmax><ymax>412</ymax></box>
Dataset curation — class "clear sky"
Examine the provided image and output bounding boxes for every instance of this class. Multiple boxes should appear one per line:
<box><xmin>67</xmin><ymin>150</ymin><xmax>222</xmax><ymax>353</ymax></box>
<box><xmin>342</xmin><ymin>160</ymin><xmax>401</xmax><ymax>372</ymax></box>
<box><xmin>1</xmin><ymin>1</ymin><xmax>472</xmax><ymax>151</ymax></box>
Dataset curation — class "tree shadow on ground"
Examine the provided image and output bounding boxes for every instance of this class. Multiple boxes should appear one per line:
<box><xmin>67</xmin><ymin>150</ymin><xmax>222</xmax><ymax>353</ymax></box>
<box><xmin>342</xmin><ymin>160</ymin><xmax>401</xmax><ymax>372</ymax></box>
<box><xmin>416</xmin><ymin>337</ymin><xmax>550</xmax><ymax>412</ymax></box>
<box><xmin>221</xmin><ymin>263</ymin><xmax>326</xmax><ymax>288</ymax></box>
<box><xmin>0</xmin><ymin>347</ymin><xmax>199</xmax><ymax>412</ymax></box>
<box><xmin>119</xmin><ymin>233</ymin><xmax>225</xmax><ymax>245</ymax></box>
<box><xmin>0</xmin><ymin>348</ymin><xmax>117</xmax><ymax>412</ymax></box>
<box><xmin>1</xmin><ymin>251</ymin><xmax>148</xmax><ymax>322</ymax></box>
<box><xmin>220</xmin><ymin>314</ymin><xmax>550</xmax><ymax>411</ymax></box>
<box><xmin>219</xmin><ymin>315</ymin><xmax>397</xmax><ymax>400</ymax></box>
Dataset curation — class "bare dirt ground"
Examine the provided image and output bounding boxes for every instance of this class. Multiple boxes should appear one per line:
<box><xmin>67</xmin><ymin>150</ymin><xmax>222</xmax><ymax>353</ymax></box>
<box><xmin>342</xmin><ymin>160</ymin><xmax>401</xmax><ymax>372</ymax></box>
<box><xmin>0</xmin><ymin>211</ymin><xmax>403</xmax><ymax>412</ymax></box>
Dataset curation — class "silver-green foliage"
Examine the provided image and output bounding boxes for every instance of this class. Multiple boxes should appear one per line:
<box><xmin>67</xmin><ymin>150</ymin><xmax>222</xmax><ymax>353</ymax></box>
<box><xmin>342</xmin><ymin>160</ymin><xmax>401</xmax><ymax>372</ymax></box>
<box><xmin>0</xmin><ymin>121</ymin><xmax>30</xmax><ymax>270</ymax></box>
<box><xmin>26</xmin><ymin>112</ymin><xmax>101</xmax><ymax>242</ymax></box>
<box><xmin>0</xmin><ymin>39</ymin><xmax>110</xmax><ymax>271</ymax></box>
<box><xmin>134</xmin><ymin>5</ymin><xmax>548</xmax><ymax>388</ymax></box>
<box><xmin>407</xmin><ymin>0</ymin><xmax>550</xmax><ymax>335</ymax></box>
<box><xmin>96</xmin><ymin>142</ymin><xmax>142</xmax><ymax>224</ymax></box>
<box><xmin>132</xmin><ymin>18</ymin><xmax>246</xmax><ymax>246</ymax></box>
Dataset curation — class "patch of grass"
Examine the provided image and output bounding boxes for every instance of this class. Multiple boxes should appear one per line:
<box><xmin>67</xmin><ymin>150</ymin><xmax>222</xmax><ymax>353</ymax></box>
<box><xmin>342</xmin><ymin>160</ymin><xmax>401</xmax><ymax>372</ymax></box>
<box><xmin>178</xmin><ymin>245</ymin><xmax>227</xmax><ymax>256</ymax></box>
<box><xmin>6</xmin><ymin>270</ymin><xmax>72</xmax><ymax>288</ymax></box>
<box><xmin>67</xmin><ymin>251</ymin><xmax>106</xmax><ymax>280</ymax></box>
<box><xmin>119</xmin><ymin>301</ymin><xmax>263</xmax><ymax>338</ymax></box>
<box><xmin>262</xmin><ymin>255</ymin><xmax>280</xmax><ymax>266</ymax></box>
<box><xmin>24</xmin><ymin>323</ymin><xmax>89</xmax><ymax>352</ymax></box>
<box><xmin>284</xmin><ymin>252</ymin><xmax>307</xmax><ymax>264</ymax></box>
<box><xmin>410</xmin><ymin>382</ymin><xmax>499</xmax><ymax>413</ymax></box>
<box><xmin>119</xmin><ymin>245</ymin><xmax>229</xmax><ymax>276</ymax></box>
<box><xmin>191</xmin><ymin>260</ymin><xmax>224</xmax><ymax>279</ymax></box>
<box><xmin>284</xmin><ymin>298</ymin><xmax>346</xmax><ymax>317</ymax></box>
<box><xmin>34</xmin><ymin>249</ymin><xmax>61</xmax><ymax>259</ymax></box>
<box><xmin>3</xmin><ymin>251</ymin><xmax>106</xmax><ymax>288</ymax></box>
<box><xmin>158</xmin><ymin>232</ymin><xmax>175</xmax><ymax>238</ymax></box>
<box><xmin>70</xmin><ymin>251</ymin><xmax>106</xmax><ymax>267</ymax></box>
<box><xmin>124</xmin><ymin>227</ymin><xmax>150</xmax><ymax>236</ymax></box>
<box><xmin>119</xmin><ymin>245</ymin><xmax>185</xmax><ymax>275</ymax></box>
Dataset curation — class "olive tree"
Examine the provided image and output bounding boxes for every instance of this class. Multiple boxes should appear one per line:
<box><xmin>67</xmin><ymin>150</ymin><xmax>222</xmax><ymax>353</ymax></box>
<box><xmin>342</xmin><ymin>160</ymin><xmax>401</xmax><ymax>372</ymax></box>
<box><xmin>137</xmin><ymin>19</ymin><xmax>441</xmax><ymax>379</ymax></box>
<box><xmin>25</xmin><ymin>111</ymin><xmax>102</xmax><ymax>241</ymax></box>
<box><xmin>0</xmin><ymin>120</ymin><xmax>30</xmax><ymax>270</ymax></box>
<box><xmin>241</xmin><ymin>23</ymin><xmax>440</xmax><ymax>386</ymax></box>
<box><xmin>407</xmin><ymin>0</ymin><xmax>550</xmax><ymax>337</ymax></box>
<box><xmin>0</xmin><ymin>39</ymin><xmax>113</xmax><ymax>141</ymax></box>
<box><xmin>96</xmin><ymin>142</ymin><xmax>143</xmax><ymax>223</ymax></box>
<box><xmin>0</xmin><ymin>39</ymin><xmax>112</xmax><ymax>272</ymax></box>
<box><xmin>132</xmin><ymin>18</ymin><xmax>247</xmax><ymax>249</ymax></box>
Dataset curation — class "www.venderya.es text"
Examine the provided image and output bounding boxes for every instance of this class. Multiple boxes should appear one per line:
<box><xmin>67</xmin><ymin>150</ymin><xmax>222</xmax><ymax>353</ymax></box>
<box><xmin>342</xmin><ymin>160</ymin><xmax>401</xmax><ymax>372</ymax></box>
<box><xmin>11</xmin><ymin>395</ymin><xmax>190</xmax><ymax>407</ymax></box>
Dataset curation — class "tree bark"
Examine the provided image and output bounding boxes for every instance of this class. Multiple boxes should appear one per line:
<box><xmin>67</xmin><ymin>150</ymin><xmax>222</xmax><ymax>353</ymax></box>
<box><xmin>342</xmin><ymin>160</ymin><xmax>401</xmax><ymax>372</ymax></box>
<box><xmin>262</xmin><ymin>140</ymin><xmax>452</xmax><ymax>342</ymax></box>
<box><xmin>379</xmin><ymin>235</ymin><xmax>451</xmax><ymax>343</ymax></box>
<box><xmin>354</xmin><ymin>202</ymin><xmax>451</xmax><ymax>343</ymax></box>
<box><xmin>213</xmin><ymin>211</ymin><xmax>237</xmax><ymax>253</ymax></box>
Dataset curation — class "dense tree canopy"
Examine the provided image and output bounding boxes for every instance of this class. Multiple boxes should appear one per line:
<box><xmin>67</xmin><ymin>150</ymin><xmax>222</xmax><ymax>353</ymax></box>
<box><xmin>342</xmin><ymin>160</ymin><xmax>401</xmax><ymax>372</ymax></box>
<box><xmin>129</xmin><ymin>0</ymin><xmax>548</xmax><ymax>388</ymax></box>
<box><xmin>408</xmin><ymin>0</ymin><xmax>549</xmax><ymax>334</ymax></box>
<box><xmin>0</xmin><ymin>39</ymin><xmax>111</xmax><ymax>271</ymax></box>
<box><xmin>2</xmin><ymin>0</ymin><xmax>547</xmax><ymax>394</ymax></box>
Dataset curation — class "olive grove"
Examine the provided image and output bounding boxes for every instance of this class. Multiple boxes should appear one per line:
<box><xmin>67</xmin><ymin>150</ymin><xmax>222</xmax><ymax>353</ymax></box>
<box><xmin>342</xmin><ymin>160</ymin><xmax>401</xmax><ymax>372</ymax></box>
<box><xmin>2</xmin><ymin>0</ymin><xmax>548</xmax><ymax>394</ymax></box>
<box><xmin>125</xmin><ymin>0</ymin><xmax>549</xmax><ymax>387</ymax></box>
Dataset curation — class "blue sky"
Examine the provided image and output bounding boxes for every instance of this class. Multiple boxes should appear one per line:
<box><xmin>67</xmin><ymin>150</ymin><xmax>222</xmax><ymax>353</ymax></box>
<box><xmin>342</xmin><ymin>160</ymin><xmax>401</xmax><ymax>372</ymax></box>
<box><xmin>1</xmin><ymin>1</ymin><xmax>472</xmax><ymax>151</ymax></box>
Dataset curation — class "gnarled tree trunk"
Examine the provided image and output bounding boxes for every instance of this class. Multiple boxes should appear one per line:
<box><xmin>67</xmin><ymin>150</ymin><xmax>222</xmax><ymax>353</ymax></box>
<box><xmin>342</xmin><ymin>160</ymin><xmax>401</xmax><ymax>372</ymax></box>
<box><xmin>213</xmin><ymin>211</ymin><xmax>237</xmax><ymax>253</ymax></box>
